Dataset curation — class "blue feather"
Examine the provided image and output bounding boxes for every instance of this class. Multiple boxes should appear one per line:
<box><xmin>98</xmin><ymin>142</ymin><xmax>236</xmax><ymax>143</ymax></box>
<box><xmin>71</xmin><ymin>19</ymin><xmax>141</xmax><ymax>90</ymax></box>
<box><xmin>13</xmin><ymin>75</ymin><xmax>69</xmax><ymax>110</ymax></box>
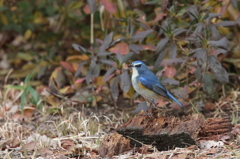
<box><xmin>166</xmin><ymin>91</ymin><xmax>184</xmax><ymax>107</ymax></box>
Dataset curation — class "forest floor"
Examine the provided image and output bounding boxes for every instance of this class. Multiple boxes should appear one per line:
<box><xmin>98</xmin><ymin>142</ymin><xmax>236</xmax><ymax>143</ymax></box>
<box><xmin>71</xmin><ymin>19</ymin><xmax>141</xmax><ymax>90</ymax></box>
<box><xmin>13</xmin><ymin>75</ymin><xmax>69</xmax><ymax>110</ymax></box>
<box><xmin>0</xmin><ymin>91</ymin><xmax>240</xmax><ymax>159</ymax></box>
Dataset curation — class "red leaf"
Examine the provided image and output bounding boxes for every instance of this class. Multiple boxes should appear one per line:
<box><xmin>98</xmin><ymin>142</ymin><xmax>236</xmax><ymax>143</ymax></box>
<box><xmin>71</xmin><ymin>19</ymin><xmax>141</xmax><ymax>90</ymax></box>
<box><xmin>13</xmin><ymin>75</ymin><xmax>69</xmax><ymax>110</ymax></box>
<box><xmin>141</xmin><ymin>44</ymin><xmax>156</xmax><ymax>51</ymax></box>
<box><xmin>83</xmin><ymin>4</ymin><xmax>91</xmax><ymax>14</ymax></box>
<box><xmin>101</xmin><ymin>0</ymin><xmax>116</xmax><ymax>13</ymax></box>
<box><xmin>60</xmin><ymin>61</ymin><xmax>75</xmax><ymax>74</ymax></box>
<box><xmin>163</xmin><ymin>66</ymin><xmax>176</xmax><ymax>78</ymax></box>
<box><xmin>75</xmin><ymin>78</ymin><xmax>86</xmax><ymax>84</ymax></box>
<box><xmin>154</xmin><ymin>10</ymin><xmax>167</xmax><ymax>22</ymax></box>
<box><xmin>189</xmin><ymin>65</ymin><xmax>197</xmax><ymax>74</ymax></box>
<box><xmin>109</xmin><ymin>42</ymin><xmax>129</xmax><ymax>55</ymax></box>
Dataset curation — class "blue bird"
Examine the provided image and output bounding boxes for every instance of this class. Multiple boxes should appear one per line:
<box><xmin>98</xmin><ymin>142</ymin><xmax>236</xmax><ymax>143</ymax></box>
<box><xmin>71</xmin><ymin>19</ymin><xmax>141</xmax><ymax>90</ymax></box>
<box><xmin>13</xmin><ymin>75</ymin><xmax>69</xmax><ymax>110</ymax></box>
<box><xmin>129</xmin><ymin>61</ymin><xmax>184</xmax><ymax>111</ymax></box>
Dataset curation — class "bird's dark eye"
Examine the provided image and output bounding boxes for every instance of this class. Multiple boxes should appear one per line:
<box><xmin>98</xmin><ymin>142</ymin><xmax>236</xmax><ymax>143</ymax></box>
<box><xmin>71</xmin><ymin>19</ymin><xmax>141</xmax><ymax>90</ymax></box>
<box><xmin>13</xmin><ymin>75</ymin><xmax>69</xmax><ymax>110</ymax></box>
<box><xmin>135</xmin><ymin>64</ymin><xmax>141</xmax><ymax>68</ymax></box>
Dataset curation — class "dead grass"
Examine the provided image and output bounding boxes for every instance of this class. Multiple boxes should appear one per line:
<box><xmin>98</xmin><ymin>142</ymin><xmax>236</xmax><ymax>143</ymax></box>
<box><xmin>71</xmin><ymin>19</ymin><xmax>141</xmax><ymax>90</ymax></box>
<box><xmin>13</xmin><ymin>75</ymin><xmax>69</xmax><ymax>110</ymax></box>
<box><xmin>0</xmin><ymin>88</ymin><xmax>240</xmax><ymax>158</ymax></box>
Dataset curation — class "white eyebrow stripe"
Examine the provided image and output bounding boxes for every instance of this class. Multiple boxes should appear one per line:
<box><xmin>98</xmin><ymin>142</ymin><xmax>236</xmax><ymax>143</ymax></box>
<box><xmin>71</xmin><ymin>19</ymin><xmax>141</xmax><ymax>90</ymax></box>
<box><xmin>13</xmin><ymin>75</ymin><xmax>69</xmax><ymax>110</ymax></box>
<box><xmin>133</xmin><ymin>62</ymin><xmax>142</xmax><ymax>66</ymax></box>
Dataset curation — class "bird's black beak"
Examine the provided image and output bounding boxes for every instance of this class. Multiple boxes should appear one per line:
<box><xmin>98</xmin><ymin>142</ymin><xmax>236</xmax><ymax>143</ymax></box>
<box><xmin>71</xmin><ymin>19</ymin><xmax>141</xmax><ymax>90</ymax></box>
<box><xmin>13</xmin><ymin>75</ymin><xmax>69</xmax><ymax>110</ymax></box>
<box><xmin>129</xmin><ymin>64</ymin><xmax>134</xmax><ymax>67</ymax></box>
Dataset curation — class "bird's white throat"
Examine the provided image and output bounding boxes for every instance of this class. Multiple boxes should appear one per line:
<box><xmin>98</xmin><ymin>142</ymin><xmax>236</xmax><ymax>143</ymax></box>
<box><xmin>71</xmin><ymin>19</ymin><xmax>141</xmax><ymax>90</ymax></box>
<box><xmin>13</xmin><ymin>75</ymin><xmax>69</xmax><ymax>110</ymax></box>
<box><xmin>131</xmin><ymin>67</ymin><xmax>139</xmax><ymax>79</ymax></box>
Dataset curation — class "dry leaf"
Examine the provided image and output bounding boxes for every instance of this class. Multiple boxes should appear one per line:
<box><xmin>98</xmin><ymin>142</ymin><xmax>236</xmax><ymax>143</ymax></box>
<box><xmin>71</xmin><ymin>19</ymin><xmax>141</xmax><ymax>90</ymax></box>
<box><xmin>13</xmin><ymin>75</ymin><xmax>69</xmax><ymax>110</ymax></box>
<box><xmin>38</xmin><ymin>147</ymin><xmax>53</xmax><ymax>157</ymax></box>
<box><xmin>61</xmin><ymin>139</ymin><xmax>75</xmax><ymax>151</ymax></box>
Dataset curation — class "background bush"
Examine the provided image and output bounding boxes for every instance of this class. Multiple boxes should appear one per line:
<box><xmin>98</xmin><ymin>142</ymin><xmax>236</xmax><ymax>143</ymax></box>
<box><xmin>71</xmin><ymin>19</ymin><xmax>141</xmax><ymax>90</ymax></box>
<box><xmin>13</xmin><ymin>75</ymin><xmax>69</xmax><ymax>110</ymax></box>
<box><xmin>0</xmin><ymin>0</ymin><xmax>239</xmax><ymax>110</ymax></box>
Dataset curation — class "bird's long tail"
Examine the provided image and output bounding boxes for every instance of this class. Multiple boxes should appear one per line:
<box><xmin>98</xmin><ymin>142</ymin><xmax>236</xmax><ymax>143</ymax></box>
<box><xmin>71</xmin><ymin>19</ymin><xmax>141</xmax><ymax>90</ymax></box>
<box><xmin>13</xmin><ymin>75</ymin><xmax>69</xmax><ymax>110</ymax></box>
<box><xmin>166</xmin><ymin>91</ymin><xmax>184</xmax><ymax>107</ymax></box>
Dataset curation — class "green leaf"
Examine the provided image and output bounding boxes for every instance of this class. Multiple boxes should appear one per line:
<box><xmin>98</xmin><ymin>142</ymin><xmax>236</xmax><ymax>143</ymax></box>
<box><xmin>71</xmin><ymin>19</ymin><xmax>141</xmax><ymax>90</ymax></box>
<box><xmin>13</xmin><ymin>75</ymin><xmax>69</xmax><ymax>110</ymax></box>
<box><xmin>5</xmin><ymin>85</ymin><xmax>25</xmax><ymax>90</ymax></box>
<box><xmin>154</xmin><ymin>49</ymin><xmax>166</xmax><ymax>69</ymax></box>
<box><xmin>194</xmin><ymin>67</ymin><xmax>202</xmax><ymax>82</ymax></box>
<box><xmin>120</xmin><ymin>70</ymin><xmax>131</xmax><ymax>92</ymax></box>
<box><xmin>20</xmin><ymin>90</ymin><xmax>27</xmax><ymax>113</ymax></box>
<box><xmin>129</xmin><ymin>44</ymin><xmax>143</xmax><ymax>54</ymax></box>
<box><xmin>122</xmin><ymin>52</ymin><xmax>134</xmax><ymax>64</ymax></box>
<box><xmin>24</xmin><ymin>73</ymin><xmax>34</xmax><ymax>84</ymax></box>
<box><xmin>17</xmin><ymin>52</ymin><xmax>34</xmax><ymax>61</ymax></box>
<box><xmin>0</xmin><ymin>6</ymin><xmax>8</xmax><ymax>12</ymax></box>
<box><xmin>168</xmin><ymin>42</ymin><xmax>177</xmax><ymax>58</ymax></box>
<box><xmin>103</xmin><ymin>67</ymin><xmax>116</xmax><ymax>82</ymax></box>
<box><xmin>69</xmin><ymin>1</ymin><xmax>83</xmax><ymax>10</ymax></box>
<box><xmin>27</xmin><ymin>85</ymin><xmax>39</xmax><ymax>103</ymax></box>
<box><xmin>216</xmin><ymin>21</ymin><xmax>237</xmax><ymax>27</ymax></box>
<box><xmin>86</xmin><ymin>59</ymin><xmax>101</xmax><ymax>84</ymax></box>
<box><xmin>208</xmin><ymin>55</ymin><xmax>229</xmax><ymax>83</ymax></box>
<box><xmin>156</xmin><ymin>38</ymin><xmax>169</xmax><ymax>54</ymax></box>
<box><xmin>193</xmin><ymin>48</ymin><xmax>207</xmax><ymax>67</ymax></box>
<box><xmin>72</xmin><ymin>43</ymin><xmax>87</xmax><ymax>53</ymax></box>
<box><xmin>99</xmin><ymin>32</ymin><xmax>114</xmax><ymax>54</ymax></box>
<box><xmin>87</xmin><ymin>0</ymin><xmax>96</xmax><ymax>13</ymax></box>
<box><xmin>203</xmin><ymin>73</ymin><xmax>213</xmax><ymax>94</ymax></box>
<box><xmin>208</xmin><ymin>37</ymin><xmax>231</xmax><ymax>51</ymax></box>
<box><xmin>74</xmin><ymin>61</ymin><xmax>88</xmax><ymax>77</ymax></box>
<box><xmin>131</xmin><ymin>29</ymin><xmax>153</xmax><ymax>42</ymax></box>
<box><xmin>110</xmin><ymin>75</ymin><xmax>120</xmax><ymax>102</ymax></box>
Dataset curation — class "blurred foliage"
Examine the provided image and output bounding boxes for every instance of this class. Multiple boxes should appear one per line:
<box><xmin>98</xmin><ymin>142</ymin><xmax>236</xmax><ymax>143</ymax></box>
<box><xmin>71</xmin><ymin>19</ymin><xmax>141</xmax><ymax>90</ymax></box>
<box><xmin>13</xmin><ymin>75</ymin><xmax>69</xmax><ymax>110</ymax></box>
<box><xmin>0</xmin><ymin>0</ymin><xmax>240</xmax><ymax>110</ymax></box>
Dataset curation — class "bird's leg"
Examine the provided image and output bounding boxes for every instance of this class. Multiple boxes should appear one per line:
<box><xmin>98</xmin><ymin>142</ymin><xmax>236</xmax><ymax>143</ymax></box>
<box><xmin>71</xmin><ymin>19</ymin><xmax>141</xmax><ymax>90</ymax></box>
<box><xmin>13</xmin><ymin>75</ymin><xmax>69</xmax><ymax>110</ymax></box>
<box><xmin>140</xmin><ymin>99</ymin><xmax>156</xmax><ymax>118</ymax></box>
<box><xmin>139</xmin><ymin>100</ymin><xmax>151</xmax><ymax>117</ymax></box>
<box><xmin>149</xmin><ymin>99</ymin><xmax>165</xmax><ymax>117</ymax></box>
<box><xmin>147</xmin><ymin>99</ymin><xmax>153</xmax><ymax>115</ymax></box>
<box><xmin>149</xmin><ymin>99</ymin><xmax>158</xmax><ymax>108</ymax></box>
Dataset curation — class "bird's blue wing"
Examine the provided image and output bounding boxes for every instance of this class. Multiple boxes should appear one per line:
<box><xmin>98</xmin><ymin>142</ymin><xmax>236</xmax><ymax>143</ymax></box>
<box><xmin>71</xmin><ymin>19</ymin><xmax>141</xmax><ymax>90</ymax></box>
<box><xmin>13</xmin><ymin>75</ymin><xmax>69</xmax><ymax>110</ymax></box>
<box><xmin>139</xmin><ymin>77</ymin><xmax>184</xmax><ymax>107</ymax></box>
<box><xmin>139</xmin><ymin>77</ymin><xmax>169</xmax><ymax>99</ymax></box>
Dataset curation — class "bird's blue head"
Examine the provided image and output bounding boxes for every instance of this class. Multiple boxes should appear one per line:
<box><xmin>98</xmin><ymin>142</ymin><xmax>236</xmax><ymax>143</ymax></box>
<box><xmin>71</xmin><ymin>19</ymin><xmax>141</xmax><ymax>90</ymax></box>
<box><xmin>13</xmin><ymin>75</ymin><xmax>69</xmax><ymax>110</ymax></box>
<box><xmin>129</xmin><ymin>61</ymin><xmax>148</xmax><ymax>75</ymax></box>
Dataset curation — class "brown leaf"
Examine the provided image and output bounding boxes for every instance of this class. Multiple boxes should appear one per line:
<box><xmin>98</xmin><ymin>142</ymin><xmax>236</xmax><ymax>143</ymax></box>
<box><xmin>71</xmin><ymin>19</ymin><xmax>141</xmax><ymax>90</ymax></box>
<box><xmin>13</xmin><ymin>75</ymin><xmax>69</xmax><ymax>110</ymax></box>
<box><xmin>231</xmin><ymin>124</ymin><xmax>240</xmax><ymax>135</ymax></box>
<box><xmin>204</xmin><ymin>103</ymin><xmax>216</xmax><ymax>111</ymax></box>
<box><xmin>175</xmin><ymin>72</ymin><xmax>188</xmax><ymax>80</ymax></box>
<box><xmin>66</xmin><ymin>55</ymin><xmax>89</xmax><ymax>61</ymax></box>
<box><xmin>49</xmin><ymin>67</ymin><xmax>68</xmax><ymax>93</ymax></box>
<box><xmin>160</xmin><ymin>58</ymin><xmax>184</xmax><ymax>66</ymax></box>
<box><xmin>12</xmin><ymin>106</ymin><xmax>36</xmax><ymax>121</ymax></box>
<box><xmin>23</xmin><ymin>141</ymin><xmax>38</xmax><ymax>152</ymax></box>
<box><xmin>61</xmin><ymin>139</ymin><xmax>75</xmax><ymax>151</ymax></box>
<box><xmin>0</xmin><ymin>103</ymin><xmax>18</xmax><ymax>120</ymax></box>
<box><xmin>2</xmin><ymin>138</ymin><xmax>20</xmax><ymax>149</ymax></box>
<box><xmin>141</xmin><ymin>44</ymin><xmax>156</xmax><ymax>51</ymax></box>
<box><xmin>171</xmin><ymin>85</ymin><xmax>190</xmax><ymax>100</ymax></box>
<box><xmin>189</xmin><ymin>80</ymin><xmax>201</xmax><ymax>87</ymax></box>
<box><xmin>39</xmin><ymin>147</ymin><xmax>53</xmax><ymax>158</ymax></box>
<box><xmin>109</xmin><ymin>42</ymin><xmax>129</xmax><ymax>55</ymax></box>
